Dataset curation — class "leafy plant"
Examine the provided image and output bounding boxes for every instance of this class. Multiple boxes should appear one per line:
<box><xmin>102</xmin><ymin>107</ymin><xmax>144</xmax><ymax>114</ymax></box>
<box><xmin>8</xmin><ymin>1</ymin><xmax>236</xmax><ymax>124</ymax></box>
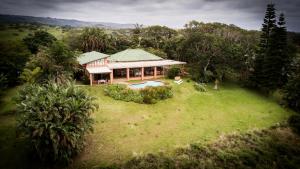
<box><xmin>167</xmin><ymin>66</ymin><xmax>180</xmax><ymax>79</ymax></box>
<box><xmin>19</xmin><ymin>67</ymin><xmax>43</xmax><ymax>83</ymax></box>
<box><xmin>16</xmin><ymin>82</ymin><xmax>97</xmax><ymax>163</ymax></box>
<box><xmin>194</xmin><ymin>83</ymin><xmax>207</xmax><ymax>92</ymax></box>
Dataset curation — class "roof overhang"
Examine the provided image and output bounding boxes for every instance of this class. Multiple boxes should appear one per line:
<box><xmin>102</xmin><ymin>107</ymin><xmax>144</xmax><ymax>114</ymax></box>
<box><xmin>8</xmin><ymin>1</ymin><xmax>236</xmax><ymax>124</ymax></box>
<box><xmin>107</xmin><ymin>60</ymin><xmax>186</xmax><ymax>69</ymax></box>
<box><xmin>86</xmin><ymin>66</ymin><xmax>112</xmax><ymax>74</ymax></box>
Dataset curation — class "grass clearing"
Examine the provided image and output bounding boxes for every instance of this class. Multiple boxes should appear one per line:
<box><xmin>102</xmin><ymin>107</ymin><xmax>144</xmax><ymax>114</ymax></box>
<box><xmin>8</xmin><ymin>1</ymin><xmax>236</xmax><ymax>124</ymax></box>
<box><xmin>0</xmin><ymin>80</ymin><xmax>294</xmax><ymax>168</ymax></box>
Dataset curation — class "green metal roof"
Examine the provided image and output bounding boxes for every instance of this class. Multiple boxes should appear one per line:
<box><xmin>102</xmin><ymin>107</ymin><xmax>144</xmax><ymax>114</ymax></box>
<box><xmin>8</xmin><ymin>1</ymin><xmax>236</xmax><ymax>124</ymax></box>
<box><xmin>108</xmin><ymin>49</ymin><xmax>163</xmax><ymax>62</ymax></box>
<box><xmin>77</xmin><ymin>51</ymin><xmax>109</xmax><ymax>65</ymax></box>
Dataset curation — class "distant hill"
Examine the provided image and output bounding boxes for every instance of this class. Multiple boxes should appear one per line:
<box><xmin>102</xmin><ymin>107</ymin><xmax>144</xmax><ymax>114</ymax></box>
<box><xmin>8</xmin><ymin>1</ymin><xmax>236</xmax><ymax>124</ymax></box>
<box><xmin>0</xmin><ymin>14</ymin><xmax>135</xmax><ymax>29</ymax></box>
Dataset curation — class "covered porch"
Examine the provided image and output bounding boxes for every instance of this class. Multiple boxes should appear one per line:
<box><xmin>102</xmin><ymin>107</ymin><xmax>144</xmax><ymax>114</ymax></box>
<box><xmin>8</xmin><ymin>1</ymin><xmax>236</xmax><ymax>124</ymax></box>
<box><xmin>111</xmin><ymin>66</ymin><xmax>165</xmax><ymax>83</ymax></box>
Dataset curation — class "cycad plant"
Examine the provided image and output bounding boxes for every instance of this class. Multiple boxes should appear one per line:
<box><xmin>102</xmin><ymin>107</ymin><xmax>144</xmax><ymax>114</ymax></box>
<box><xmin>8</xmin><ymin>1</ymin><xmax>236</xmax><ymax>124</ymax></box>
<box><xmin>16</xmin><ymin>82</ymin><xmax>97</xmax><ymax>164</ymax></box>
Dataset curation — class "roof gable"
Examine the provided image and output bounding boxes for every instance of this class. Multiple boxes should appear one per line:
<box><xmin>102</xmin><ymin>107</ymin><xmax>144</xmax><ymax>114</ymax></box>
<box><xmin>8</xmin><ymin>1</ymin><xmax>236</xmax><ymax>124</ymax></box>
<box><xmin>77</xmin><ymin>51</ymin><xmax>109</xmax><ymax>65</ymax></box>
<box><xmin>108</xmin><ymin>49</ymin><xmax>163</xmax><ymax>62</ymax></box>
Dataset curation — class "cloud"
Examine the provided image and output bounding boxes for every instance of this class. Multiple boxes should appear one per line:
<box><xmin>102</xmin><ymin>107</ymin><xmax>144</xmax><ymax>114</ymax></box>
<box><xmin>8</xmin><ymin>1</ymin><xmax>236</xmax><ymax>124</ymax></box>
<box><xmin>0</xmin><ymin>0</ymin><xmax>299</xmax><ymax>31</ymax></box>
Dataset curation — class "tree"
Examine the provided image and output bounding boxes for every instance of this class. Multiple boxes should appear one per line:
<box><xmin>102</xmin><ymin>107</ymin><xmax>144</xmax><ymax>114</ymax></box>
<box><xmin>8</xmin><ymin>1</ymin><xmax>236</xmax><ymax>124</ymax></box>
<box><xmin>180</xmin><ymin>32</ymin><xmax>226</xmax><ymax>82</ymax></box>
<box><xmin>16</xmin><ymin>82</ymin><xmax>97</xmax><ymax>163</ymax></box>
<box><xmin>0</xmin><ymin>41</ymin><xmax>31</xmax><ymax>86</ymax></box>
<box><xmin>275</xmin><ymin>13</ymin><xmax>289</xmax><ymax>85</ymax></box>
<box><xmin>251</xmin><ymin>3</ymin><xmax>277</xmax><ymax>90</ymax></box>
<box><xmin>251</xmin><ymin>4</ymin><xmax>290</xmax><ymax>92</ymax></box>
<box><xmin>79</xmin><ymin>28</ymin><xmax>109</xmax><ymax>52</ymax></box>
<box><xmin>24</xmin><ymin>41</ymin><xmax>78</xmax><ymax>83</ymax></box>
<box><xmin>23</xmin><ymin>30</ymin><xmax>57</xmax><ymax>54</ymax></box>
<box><xmin>284</xmin><ymin>57</ymin><xmax>300</xmax><ymax>112</ymax></box>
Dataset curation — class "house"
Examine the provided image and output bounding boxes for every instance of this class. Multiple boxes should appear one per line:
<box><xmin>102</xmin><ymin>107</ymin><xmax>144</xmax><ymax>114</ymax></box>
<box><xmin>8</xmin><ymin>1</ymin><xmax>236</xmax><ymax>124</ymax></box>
<box><xmin>77</xmin><ymin>49</ymin><xmax>186</xmax><ymax>86</ymax></box>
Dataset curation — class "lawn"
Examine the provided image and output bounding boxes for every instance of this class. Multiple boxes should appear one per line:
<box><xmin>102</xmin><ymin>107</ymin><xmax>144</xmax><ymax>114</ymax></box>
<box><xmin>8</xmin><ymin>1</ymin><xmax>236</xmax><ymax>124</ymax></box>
<box><xmin>0</xmin><ymin>80</ymin><xmax>294</xmax><ymax>168</ymax></box>
<box><xmin>72</xmin><ymin>80</ymin><xmax>294</xmax><ymax>168</ymax></box>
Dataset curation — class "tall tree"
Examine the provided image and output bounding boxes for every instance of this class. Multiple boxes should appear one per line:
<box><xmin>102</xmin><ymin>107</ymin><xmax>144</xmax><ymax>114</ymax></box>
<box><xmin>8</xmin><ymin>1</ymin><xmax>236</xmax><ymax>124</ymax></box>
<box><xmin>251</xmin><ymin>3</ymin><xmax>277</xmax><ymax>91</ymax></box>
<box><xmin>276</xmin><ymin>13</ymin><xmax>289</xmax><ymax>85</ymax></box>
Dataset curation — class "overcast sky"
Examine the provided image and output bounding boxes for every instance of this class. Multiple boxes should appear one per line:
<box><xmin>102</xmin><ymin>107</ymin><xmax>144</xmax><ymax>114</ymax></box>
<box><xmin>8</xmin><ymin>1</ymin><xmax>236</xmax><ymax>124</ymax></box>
<box><xmin>0</xmin><ymin>0</ymin><xmax>299</xmax><ymax>31</ymax></box>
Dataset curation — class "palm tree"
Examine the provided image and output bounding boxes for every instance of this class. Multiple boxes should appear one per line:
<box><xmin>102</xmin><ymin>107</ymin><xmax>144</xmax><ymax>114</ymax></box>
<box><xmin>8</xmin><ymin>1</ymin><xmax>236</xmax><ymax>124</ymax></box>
<box><xmin>80</xmin><ymin>28</ymin><xmax>109</xmax><ymax>52</ymax></box>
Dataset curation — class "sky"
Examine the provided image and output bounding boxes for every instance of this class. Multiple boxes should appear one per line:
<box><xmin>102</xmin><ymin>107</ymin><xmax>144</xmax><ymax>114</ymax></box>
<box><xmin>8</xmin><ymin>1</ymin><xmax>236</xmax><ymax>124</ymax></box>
<box><xmin>0</xmin><ymin>0</ymin><xmax>299</xmax><ymax>31</ymax></box>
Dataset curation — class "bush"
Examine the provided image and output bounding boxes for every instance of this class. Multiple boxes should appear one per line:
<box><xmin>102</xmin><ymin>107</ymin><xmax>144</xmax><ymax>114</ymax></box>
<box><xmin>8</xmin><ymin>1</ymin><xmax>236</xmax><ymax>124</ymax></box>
<box><xmin>167</xmin><ymin>66</ymin><xmax>180</xmax><ymax>79</ymax></box>
<box><xmin>16</xmin><ymin>82</ymin><xmax>97</xmax><ymax>164</ymax></box>
<box><xmin>104</xmin><ymin>85</ymin><xmax>172</xmax><ymax>104</ymax></box>
<box><xmin>140</xmin><ymin>86</ymin><xmax>173</xmax><ymax>104</ymax></box>
<box><xmin>288</xmin><ymin>115</ymin><xmax>300</xmax><ymax>134</ymax></box>
<box><xmin>104</xmin><ymin>84</ymin><xmax>143</xmax><ymax>103</ymax></box>
<box><xmin>194</xmin><ymin>83</ymin><xmax>207</xmax><ymax>92</ymax></box>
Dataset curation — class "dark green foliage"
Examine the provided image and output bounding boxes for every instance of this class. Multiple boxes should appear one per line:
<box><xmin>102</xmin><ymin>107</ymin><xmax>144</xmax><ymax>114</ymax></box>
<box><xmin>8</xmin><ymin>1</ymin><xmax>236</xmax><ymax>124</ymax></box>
<box><xmin>79</xmin><ymin>28</ymin><xmax>109</xmax><ymax>52</ymax></box>
<box><xmin>179</xmin><ymin>24</ymin><xmax>258</xmax><ymax>83</ymax></box>
<box><xmin>114</xmin><ymin>126</ymin><xmax>300</xmax><ymax>169</ymax></box>
<box><xmin>167</xmin><ymin>67</ymin><xmax>180</xmax><ymax>79</ymax></box>
<box><xmin>140</xmin><ymin>86</ymin><xmax>173</xmax><ymax>104</ymax></box>
<box><xmin>24</xmin><ymin>41</ymin><xmax>78</xmax><ymax>83</ymax></box>
<box><xmin>288</xmin><ymin>115</ymin><xmax>300</xmax><ymax>134</ymax></box>
<box><xmin>23</xmin><ymin>30</ymin><xmax>57</xmax><ymax>54</ymax></box>
<box><xmin>251</xmin><ymin>4</ymin><xmax>291</xmax><ymax>92</ymax></box>
<box><xmin>15</xmin><ymin>82</ymin><xmax>97</xmax><ymax>163</ymax></box>
<box><xmin>284</xmin><ymin>58</ymin><xmax>300</xmax><ymax>112</ymax></box>
<box><xmin>0</xmin><ymin>73</ymin><xmax>8</xmax><ymax>92</ymax></box>
<box><xmin>0</xmin><ymin>41</ymin><xmax>31</xmax><ymax>86</ymax></box>
<box><xmin>104</xmin><ymin>85</ymin><xmax>172</xmax><ymax>104</ymax></box>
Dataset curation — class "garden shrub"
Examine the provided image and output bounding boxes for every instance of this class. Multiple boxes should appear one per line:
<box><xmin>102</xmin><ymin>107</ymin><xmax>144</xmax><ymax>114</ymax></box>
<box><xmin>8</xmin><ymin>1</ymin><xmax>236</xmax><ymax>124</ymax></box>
<box><xmin>167</xmin><ymin>66</ymin><xmax>180</xmax><ymax>79</ymax></box>
<box><xmin>104</xmin><ymin>84</ymin><xmax>143</xmax><ymax>103</ymax></box>
<box><xmin>104</xmin><ymin>85</ymin><xmax>172</xmax><ymax>104</ymax></box>
<box><xmin>194</xmin><ymin>83</ymin><xmax>207</xmax><ymax>92</ymax></box>
<box><xmin>16</xmin><ymin>82</ymin><xmax>97</xmax><ymax>164</ymax></box>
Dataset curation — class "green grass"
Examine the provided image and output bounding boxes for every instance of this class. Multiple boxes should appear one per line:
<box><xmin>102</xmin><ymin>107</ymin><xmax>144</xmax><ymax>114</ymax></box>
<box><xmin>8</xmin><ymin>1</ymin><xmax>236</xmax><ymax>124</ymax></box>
<box><xmin>0</xmin><ymin>80</ymin><xmax>295</xmax><ymax>168</ymax></box>
<box><xmin>73</xmin><ymin>80</ymin><xmax>294</xmax><ymax>168</ymax></box>
<box><xmin>0</xmin><ymin>25</ymin><xmax>65</xmax><ymax>43</ymax></box>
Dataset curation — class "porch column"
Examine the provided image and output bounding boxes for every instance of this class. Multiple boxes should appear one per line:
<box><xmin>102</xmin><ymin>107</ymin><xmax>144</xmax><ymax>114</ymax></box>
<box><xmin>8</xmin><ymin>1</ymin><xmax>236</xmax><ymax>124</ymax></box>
<box><xmin>110</xmin><ymin>71</ymin><xmax>113</xmax><ymax>84</ymax></box>
<box><xmin>141</xmin><ymin>67</ymin><xmax>144</xmax><ymax>80</ymax></box>
<box><xmin>154</xmin><ymin>67</ymin><xmax>157</xmax><ymax>79</ymax></box>
<box><xmin>126</xmin><ymin>68</ymin><xmax>130</xmax><ymax>81</ymax></box>
<box><xmin>90</xmin><ymin>73</ymin><xmax>93</xmax><ymax>86</ymax></box>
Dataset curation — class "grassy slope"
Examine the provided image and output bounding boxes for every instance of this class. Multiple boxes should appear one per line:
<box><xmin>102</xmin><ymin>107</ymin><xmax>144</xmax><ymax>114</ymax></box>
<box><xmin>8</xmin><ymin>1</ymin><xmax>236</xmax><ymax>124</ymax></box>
<box><xmin>0</xmin><ymin>81</ymin><xmax>294</xmax><ymax>168</ymax></box>
<box><xmin>0</xmin><ymin>25</ymin><xmax>65</xmax><ymax>43</ymax></box>
<box><xmin>0</xmin><ymin>87</ymin><xmax>30</xmax><ymax>169</ymax></box>
<box><xmin>73</xmin><ymin>80</ymin><xmax>294</xmax><ymax>168</ymax></box>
